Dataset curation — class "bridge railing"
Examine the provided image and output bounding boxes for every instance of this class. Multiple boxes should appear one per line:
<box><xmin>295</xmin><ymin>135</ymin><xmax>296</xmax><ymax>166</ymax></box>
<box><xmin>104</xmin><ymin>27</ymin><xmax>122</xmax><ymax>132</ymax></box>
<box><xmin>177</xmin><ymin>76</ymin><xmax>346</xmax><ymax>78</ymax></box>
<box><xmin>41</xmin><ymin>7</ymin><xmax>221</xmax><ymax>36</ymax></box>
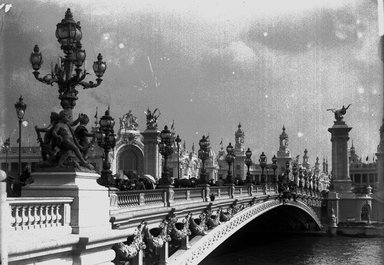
<box><xmin>111</xmin><ymin>184</ymin><xmax>322</xmax><ymax>212</ymax></box>
<box><xmin>113</xmin><ymin>189</ymin><xmax>166</xmax><ymax>208</ymax></box>
<box><xmin>210</xmin><ymin>186</ymin><xmax>231</xmax><ymax>199</ymax></box>
<box><xmin>7</xmin><ymin>197</ymin><xmax>73</xmax><ymax>232</ymax></box>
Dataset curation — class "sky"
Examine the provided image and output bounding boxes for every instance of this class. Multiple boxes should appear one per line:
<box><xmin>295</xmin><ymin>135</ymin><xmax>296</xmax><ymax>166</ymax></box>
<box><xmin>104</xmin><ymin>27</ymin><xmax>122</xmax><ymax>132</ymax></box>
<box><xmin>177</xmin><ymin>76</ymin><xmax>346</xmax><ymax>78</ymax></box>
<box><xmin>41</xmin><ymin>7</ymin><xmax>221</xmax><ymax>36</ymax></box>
<box><xmin>0</xmin><ymin>0</ymin><xmax>383</xmax><ymax>166</ymax></box>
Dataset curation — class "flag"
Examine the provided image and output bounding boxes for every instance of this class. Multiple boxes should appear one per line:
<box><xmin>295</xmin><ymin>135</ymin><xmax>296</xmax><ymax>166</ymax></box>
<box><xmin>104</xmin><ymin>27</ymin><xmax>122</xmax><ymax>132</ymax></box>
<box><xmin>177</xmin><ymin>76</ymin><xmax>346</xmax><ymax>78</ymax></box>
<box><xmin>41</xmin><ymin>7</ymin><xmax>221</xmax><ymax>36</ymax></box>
<box><xmin>171</xmin><ymin>120</ymin><xmax>174</xmax><ymax>131</ymax></box>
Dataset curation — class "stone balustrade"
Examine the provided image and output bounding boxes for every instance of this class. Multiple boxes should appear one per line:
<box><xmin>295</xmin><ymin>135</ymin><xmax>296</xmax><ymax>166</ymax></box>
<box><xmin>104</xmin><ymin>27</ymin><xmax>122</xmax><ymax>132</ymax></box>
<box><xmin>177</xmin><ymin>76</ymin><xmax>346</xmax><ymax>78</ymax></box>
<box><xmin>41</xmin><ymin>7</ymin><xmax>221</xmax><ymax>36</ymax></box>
<box><xmin>7</xmin><ymin>197</ymin><xmax>73</xmax><ymax>232</ymax></box>
<box><xmin>113</xmin><ymin>184</ymin><xmax>322</xmax><ymax>211</ymax></box>
<box><xmin>114</xmin><ymin>190</ymin><xmax>165</xmax><ymax>208</ymax></box>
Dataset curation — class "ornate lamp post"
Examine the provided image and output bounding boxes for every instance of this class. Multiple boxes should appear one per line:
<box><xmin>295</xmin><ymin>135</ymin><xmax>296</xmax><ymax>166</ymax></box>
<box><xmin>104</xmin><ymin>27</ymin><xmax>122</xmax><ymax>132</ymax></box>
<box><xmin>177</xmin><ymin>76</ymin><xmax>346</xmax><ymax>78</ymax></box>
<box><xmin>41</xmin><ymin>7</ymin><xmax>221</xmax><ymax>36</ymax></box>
<box><xmin>198</xmin><ymin>135</ymin><xmax>210</xmax><ymax>184</ymax></box>
<box><xmin>271</xmin><ymin>155</ymin><xmax>278</xmax><ymax>183</ymax></box>
<box><xmin>95</xmin><ymin>107</ymin><xmax>116</xmax><ymax>187</ymax></box>
<box><xmin>159</xmin><ymin>126</ymin><xmax>174</xmax><ymax>185</ymax></box>
<box><xmin>15</xmin><ymin>96</ymin><xmax>27</xmax><ymax>186</ymax></box>
<box><xmin>299</xmin><ymin>167</ymin><xmax>304</xmax><ymax>189</ymax></box>
<box><xmin>175</xmin><ymin>134</ymin><xmax>181</xmax><ymax>179</ymax></box>
<box><xmin>259</xmin><ymin>152</ymin><xmax>267</xmax><ymax>184</ymax></box>
<box><xmin>292</xmin><ymin>162</ymin><xmax>298</xmax><ymax>186</ymax></box>
<box><xmin>244</xmin><ymin>148</ymin><xmax>252</xmax><ymax>184</ymax></box>
<box><xmin>285</xmin><ymin>160</ymin><xmax>290</xmax><ymax>183</ymax></box>
<box><xmin>303</xmin><ymin>169</ymin><xmax>308</xmax><ymax>190</ymax></box>
<box><xmin>30</xmin><ymin>8</ymin><xmax>106</xmax><ymax>122</ymax></box>
<box><xmin>225</xmin><ymin>143</ymin><xmax>235</xmax><ymax>184</ymax></box>
<box><xmin>2</xmin><ymin>137</ymin><xmax>10</xmax><ymax>172</ymax></box>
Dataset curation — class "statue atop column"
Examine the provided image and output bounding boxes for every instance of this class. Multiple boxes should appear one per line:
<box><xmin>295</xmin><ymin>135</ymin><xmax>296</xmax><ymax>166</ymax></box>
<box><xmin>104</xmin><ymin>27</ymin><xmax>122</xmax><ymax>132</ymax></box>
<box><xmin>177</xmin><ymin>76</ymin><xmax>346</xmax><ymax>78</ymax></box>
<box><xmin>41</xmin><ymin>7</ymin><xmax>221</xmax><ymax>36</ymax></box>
<box><xmin>144</xmin><ymin>108</ymin><xmax>161</xmax><ymax>130</ymax></box>
<box><xmin>119</xmin><ymin>110</ymin><xmax>139</xmax><ymax>131</ymax></box>
<box><xmin>327</xmin><ymin>104</ymin><xmax>351</xmax><ymax>123</ymax></box>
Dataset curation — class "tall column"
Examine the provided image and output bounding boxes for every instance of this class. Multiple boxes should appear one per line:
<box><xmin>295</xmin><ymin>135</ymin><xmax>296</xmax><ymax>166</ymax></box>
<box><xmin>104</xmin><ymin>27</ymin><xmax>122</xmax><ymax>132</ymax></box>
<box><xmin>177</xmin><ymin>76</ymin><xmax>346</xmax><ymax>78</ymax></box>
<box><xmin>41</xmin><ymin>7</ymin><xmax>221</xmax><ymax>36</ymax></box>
<box><xmin>376</xmin><ymin>34</ymin><xmax>384</xmax><ymax>194</ymax></box>
<box><xmin>328</xmin><ymin>121</ymin><xmax>352</xmax><ymax>193</ymax></box>
<box><xmin>142</xmin><ymin>129</ymin><xmax>161</xmax><ymax>181</ymax></box>
<box><xmin>376</xmin><ymin>2</ymin><xmax>384</xmax><ymax>195</ymax></box>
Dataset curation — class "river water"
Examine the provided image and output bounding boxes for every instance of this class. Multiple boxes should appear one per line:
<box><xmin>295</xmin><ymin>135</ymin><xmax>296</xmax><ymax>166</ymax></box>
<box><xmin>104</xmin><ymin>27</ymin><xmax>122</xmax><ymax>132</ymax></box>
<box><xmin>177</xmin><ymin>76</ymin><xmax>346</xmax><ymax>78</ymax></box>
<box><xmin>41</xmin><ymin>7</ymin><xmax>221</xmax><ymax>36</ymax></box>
<box><xmin>200</xmin><ymin>233</ymin><xmax>384</xmax><ymax>265</ymax></box>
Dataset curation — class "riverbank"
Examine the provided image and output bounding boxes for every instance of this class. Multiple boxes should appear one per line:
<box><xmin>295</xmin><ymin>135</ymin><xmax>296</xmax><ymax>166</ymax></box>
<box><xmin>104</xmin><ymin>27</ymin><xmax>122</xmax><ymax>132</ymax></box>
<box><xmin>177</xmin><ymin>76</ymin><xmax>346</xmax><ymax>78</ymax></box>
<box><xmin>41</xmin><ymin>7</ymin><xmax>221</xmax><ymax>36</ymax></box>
<box><xmin>337</xmin><ymin>223</ymin><xmax>384</xmax><ymax>237</ymax></box>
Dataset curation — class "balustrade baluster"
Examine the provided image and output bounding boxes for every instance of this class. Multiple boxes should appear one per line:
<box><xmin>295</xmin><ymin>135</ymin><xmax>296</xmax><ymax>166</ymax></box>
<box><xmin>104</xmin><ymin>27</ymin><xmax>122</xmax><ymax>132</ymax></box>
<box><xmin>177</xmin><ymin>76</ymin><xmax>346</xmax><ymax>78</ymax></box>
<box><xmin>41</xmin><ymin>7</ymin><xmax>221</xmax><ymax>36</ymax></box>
<box><xmin>27</xmin><ymin>205</ymin><xmax>34</xmax><ymax>229</ymax></box>
<box><xmin>56</xmin><ymin>204</ymin><xmax>63</xmax><ymax>226</ymax></box>
<box><xmin>39</xmin><ymin>205</ymin><xmax>45</xmax><ymax>228</ymax></box>
<box><xmin>10</xmin><ymin>206</ymin><xmax>16</xmax><ymax>229</ymax></box>
<box><xmin>15</xmin><ymin>206</ymin><xmax>22</xmax><ymax>230</ymax></box>
<box><xmin>46</xmin><ymin>205</ymin><xmax>52</xmax><ymax>227</ymax></box>
<box><xmin>51</xmin><ymin>205</ymin><xmax>58</xmax><ymax>226</ymax></box>
<box><xmin>33</xmin><ymin>205</ymin><xmax>39</xmax><ymax>228</ymax></box>
<box><xmin>22</xmin><ymin>206</ymin><xmax>28</xmax><ymax>230</ymax></box>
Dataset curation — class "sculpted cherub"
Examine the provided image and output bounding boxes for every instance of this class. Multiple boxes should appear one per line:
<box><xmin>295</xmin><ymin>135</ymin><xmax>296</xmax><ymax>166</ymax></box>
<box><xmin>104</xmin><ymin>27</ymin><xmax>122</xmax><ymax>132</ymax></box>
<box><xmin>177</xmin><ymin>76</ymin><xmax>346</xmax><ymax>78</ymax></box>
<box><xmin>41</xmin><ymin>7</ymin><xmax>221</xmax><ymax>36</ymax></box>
<box><xmin>52</xmin><ymin>110</ymin><xmax>93</xmax><ymax>169</ymax></box>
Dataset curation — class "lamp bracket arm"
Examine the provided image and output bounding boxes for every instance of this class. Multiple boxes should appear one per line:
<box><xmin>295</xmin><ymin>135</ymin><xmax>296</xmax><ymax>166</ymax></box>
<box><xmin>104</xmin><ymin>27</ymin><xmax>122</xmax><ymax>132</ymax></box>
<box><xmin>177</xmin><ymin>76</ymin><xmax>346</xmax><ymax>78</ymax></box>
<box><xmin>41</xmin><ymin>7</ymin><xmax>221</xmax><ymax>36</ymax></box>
<box><xmin>33</xmin><ymin>71</ymin><xmax>58</xmax><ymax>86</ymax></box>
<box><xmin>78</xmin><ymin>78</ymin><xmax>102</xmax><ymax>90</ymax></box>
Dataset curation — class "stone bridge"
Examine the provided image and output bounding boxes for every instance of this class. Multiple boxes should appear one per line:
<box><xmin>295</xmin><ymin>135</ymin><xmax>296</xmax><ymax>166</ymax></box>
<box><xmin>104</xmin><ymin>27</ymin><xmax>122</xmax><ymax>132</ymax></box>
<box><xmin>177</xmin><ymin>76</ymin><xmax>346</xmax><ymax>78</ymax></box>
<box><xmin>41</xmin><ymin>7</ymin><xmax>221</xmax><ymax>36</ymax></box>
<box><xmin>1</xmin><ymin>172</ymin><xmax>324</xmax><ymax>265</ymax></box>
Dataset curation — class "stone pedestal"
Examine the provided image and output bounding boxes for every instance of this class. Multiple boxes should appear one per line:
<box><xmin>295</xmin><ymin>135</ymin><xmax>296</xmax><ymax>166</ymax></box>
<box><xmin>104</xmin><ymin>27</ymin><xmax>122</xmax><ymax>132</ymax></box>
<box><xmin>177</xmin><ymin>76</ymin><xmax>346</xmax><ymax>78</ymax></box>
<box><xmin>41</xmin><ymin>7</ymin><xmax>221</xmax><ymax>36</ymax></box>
<box><xmin>23</xmin><ymin>171</ymin><xmax>112</xmax><ymax>234</ymax></box>
<box><xmin>0</xmin><ymin>170</ymin><xmax>8</xmax><ymax>265</ymax></box>
<box><xmin>328</xmin><ymin>121</ymin><xmax>352</xmax><ymax>193</ymax></box>
<box><xmin>142</xmin><ymin>129</ymin><xmax>161</xmax><ymax>181</ymax></box>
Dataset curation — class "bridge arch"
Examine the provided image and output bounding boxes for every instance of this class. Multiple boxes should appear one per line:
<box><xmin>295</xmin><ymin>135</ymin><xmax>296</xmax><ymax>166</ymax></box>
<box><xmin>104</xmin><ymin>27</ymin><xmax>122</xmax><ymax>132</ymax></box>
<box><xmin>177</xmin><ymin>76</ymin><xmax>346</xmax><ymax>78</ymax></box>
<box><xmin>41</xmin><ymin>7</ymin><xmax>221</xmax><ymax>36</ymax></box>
<box><xmin>170</xmin><ymin>199</ymin><xmax>322</xmax><ymax>265</ymax></box>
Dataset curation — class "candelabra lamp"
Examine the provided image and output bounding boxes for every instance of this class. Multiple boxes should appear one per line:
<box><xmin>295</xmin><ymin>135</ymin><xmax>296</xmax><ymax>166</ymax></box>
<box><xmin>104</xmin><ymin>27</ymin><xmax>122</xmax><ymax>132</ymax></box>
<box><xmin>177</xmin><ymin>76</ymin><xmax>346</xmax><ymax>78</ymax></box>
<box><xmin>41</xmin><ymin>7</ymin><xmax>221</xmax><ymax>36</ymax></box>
<box><xmin>198</xmin><ymin>135</ymin><xmax>210</xmax><ymax>184</ymax></box>
<box><xmin>259</xmin><ymin>152</ymin><xmax>267</xmax><ymax>184</ymax></box>
<box><xmin>30</xmin><ymin>9</ymin><xmax>107</xmax><ymax>172</ymax></box>
<box><xmin>95</xmin><ymin>107</ymin><xmax>116</xmax><ymax>187</ymax></box>
<box><xmin>159</xmin><ymin>125</ymin><xmax>174</xmax><ymax>185</ymax></box>
<box><xmin>271</xmin><ymin>155</ymin><xmax>278</xmax><ymax>184</ymax></box>
<box><xmin>225</xmin><ymin>143</ymin><xmax>236</xmax><ymax>184</ymax></box>
<box><xmin>14</xmin><ymin>96</ymin><xmax>27</xmax><ymax>193</ymax></box>
<box><xmin>30</xmin><ymin>8</ymin><xmax>106</xmax><ymax>122</ymax></box>
<box><xmin>285</xmin><ymin>160</ymin><xmax>290</xmax><ymax>183</ymax></box>
<box><xmin>244</xmin><ymin>148</ymin><xmax>252</xmax><ymax>184</ymax></box>
<box><xmin>303</xmin><ymin>169</ymin><xmax>308</xmax><ymax>189</ymax></box>
<box><xmin>175</xmin><ymin>134</ymin><xmax>181</xmax><ymax>179</ymax></box>
<box><xmin>292</xmin><ymin>162</ymin><xmax>298</xmax><ymax>186</ymax></box>
<box><xmin>299</xmin><ymin>167</ymin><xmax>304</xmax><ymax>189</ymax></box>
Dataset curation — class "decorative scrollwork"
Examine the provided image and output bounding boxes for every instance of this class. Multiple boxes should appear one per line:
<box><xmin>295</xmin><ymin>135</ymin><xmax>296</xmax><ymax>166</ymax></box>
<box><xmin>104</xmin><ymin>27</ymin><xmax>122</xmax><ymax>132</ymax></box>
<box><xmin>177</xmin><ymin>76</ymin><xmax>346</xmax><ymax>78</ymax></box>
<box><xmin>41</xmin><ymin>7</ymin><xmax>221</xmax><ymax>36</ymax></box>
<box><xmin>189</xmin><ymin>212</ymin><xmax>208</xmax><ymax>236</ymax></box>
<box><xmin>219</xmin><ymin>207</ymin><xmax>233</xmax><ymax>222</ymax></box>
<box><xmin>112</xmin><ymin>222</ymin><xmax>146</xmax><ymax>261</ymax></box>
<box><xmin>143</xmin><ymin>220</ymin><xmax>171</xmax><ymax>250</ymax></box>
<box><xmin>168</xmin><ymin>213</ymin><xmax>191</xmax><ymax>241</ymax></box>
<box><xmin>206</xmin><ymin>208</ymin><xmax>221</xmax><ymax>229</ymax></box>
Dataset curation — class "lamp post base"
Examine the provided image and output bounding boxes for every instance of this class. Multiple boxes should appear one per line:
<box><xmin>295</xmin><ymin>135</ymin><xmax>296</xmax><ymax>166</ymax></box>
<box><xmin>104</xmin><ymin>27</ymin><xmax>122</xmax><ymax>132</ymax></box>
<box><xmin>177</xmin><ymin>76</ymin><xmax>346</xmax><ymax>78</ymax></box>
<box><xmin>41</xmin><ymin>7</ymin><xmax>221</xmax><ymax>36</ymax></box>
<box><xmin>97</xmin><ymin>170</ymin><xmax>114</xmax><ymax>187</ymax></box>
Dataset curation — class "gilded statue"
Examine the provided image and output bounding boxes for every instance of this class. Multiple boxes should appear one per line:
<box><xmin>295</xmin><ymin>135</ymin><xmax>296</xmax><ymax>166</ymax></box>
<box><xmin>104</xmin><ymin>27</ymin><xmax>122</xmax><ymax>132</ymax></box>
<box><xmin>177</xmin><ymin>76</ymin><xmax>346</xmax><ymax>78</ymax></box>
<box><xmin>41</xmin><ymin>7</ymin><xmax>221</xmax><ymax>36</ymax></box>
<box><xmin>144</xmin><ymin>108</ymin><xmax>160</xmax><ymax>129</ymax></box>
<box><xmin>327</xmin><ymin>104</ymin><xmax>351</xmax><ymax>122</ymax></box>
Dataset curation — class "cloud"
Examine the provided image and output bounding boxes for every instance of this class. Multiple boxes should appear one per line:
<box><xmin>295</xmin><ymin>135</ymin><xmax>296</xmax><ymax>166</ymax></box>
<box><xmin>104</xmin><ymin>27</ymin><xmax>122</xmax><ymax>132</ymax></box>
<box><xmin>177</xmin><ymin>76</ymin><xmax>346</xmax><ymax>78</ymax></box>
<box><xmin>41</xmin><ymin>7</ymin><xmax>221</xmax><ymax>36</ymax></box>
<box><xmin>246</xmin><ymin>5</ymin><xmax>367</xmax><ymax>53</ymax></box>
<box><xmin>200</xmin><ymin>41</ymin><xmax>262</xmax><ymax>80</ymax></box>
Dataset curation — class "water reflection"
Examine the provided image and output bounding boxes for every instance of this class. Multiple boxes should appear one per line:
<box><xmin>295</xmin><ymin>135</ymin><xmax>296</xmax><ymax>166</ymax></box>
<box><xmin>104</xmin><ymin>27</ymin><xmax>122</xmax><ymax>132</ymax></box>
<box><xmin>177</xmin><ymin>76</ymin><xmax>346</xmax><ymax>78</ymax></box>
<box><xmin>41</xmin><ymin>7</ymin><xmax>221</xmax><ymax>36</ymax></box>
<box><xmin>201</xmin><ymin>235</ymin><xmax>384</xmax><ymax>265</ymax></box>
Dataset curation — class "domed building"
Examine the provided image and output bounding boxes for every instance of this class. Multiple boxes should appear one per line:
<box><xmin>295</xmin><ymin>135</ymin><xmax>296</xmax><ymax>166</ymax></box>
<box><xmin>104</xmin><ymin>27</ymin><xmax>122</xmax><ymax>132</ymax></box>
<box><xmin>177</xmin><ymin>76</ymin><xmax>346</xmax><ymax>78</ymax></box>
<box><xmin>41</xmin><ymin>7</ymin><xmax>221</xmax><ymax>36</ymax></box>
<box><xmin>215</xmin><ymin>123</ymin><xmax>330</xmax><ymax>189</ymax></box>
